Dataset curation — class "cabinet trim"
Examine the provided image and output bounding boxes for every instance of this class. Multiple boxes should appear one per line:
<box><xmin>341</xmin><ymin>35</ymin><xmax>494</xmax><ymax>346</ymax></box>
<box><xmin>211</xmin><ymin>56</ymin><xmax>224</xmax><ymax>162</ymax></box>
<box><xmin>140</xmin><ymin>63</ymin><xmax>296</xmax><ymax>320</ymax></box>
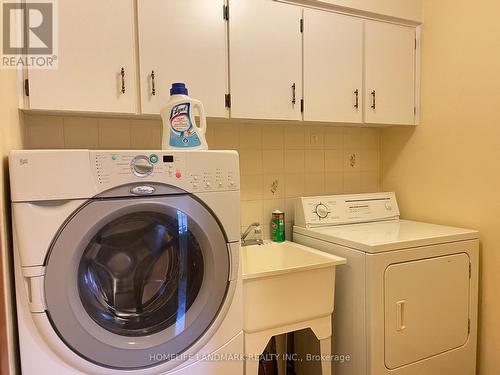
<box><xmin>275</xmin><ymin>0</ymin><xmax>422</xmax><ymax>26</ymax></box>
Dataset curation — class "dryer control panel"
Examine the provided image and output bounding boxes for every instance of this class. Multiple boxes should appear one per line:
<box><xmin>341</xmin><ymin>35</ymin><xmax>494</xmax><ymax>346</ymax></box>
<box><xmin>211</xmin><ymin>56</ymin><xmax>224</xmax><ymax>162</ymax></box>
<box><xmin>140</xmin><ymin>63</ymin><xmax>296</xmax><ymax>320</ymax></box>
<box><xmin>295</xmin><ymin>192</ymin><xmax>400</xmax><ymax>228</ymax></box>
<box><xmin>91</xmin><ymin>150</ymin><xmax>240</xmax><ymax>193</ymax></box>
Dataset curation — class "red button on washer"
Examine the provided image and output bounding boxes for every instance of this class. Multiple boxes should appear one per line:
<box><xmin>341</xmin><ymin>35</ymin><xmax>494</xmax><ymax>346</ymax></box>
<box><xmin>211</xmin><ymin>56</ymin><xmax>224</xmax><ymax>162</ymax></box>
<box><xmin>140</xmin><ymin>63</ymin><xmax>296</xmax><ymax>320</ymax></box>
<box><xmin>175</xmin><ymin>172</ymin><xmax>182</xmax><ymax>179</ymax></box>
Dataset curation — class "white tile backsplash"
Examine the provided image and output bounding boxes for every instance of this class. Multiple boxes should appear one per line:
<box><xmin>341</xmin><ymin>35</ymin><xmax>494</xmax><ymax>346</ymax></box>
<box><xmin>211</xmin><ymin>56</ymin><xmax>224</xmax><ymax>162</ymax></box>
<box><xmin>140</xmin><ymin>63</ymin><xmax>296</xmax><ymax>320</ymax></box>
<box><xmin>98</xmin><ymin>118</ymin><xmax>131</xmax><ymax>149</ymax></box>
<box><xmin>25</xmin><ymin>115</ymin><xmax>64</xmax><ymax>149</ymax></box>
<box><xmin>63</xmin><ymin>117</ymin><xmax>99</xmax><ymax>149</ymax></box>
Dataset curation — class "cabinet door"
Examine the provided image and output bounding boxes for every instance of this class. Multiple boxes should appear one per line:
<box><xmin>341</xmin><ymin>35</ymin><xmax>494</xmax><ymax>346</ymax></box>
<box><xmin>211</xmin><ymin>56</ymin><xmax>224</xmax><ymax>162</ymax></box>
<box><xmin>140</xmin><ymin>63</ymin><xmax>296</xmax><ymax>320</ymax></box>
<box><xmin>229</xmin><ymin>0</ymin><xmax>302</xmax><ymax>120</ymax></box>
<box><xmin>384</xmin><ymin>254</ymin><xmax>470</xmax><ymax>369</ymax></box>
<box><xmin>303</xmin><ymin>10</ymin><xmax>363</xmax><ymax>123</ymax></box>
<box><xmin>28</xmin><ymin>0</ymin><xmax>137</xmax><ymax>113</ymax></box>
<box><xmin>365</xmin><ymin>21</ymin><xmax>416</xmax><ymax>125</ymax></box>
<box><xmin>138</xmin><ymin>0</ymin><xmax>228</xmax><ymax>117</ymax></box>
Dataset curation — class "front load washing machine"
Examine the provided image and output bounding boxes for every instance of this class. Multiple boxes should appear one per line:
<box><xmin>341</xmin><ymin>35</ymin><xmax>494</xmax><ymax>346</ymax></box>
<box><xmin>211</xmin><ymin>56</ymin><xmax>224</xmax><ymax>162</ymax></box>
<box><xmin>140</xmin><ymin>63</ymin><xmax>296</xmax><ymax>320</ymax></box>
<box><xmin>293</xmin><ymin>192</ymin><xmax>479</xmax><ymax>375</ymax></box>
<box><xmin>9</xmin><ymin>150</ymin><xmax>243</xmax><ymax>375</ymax></box>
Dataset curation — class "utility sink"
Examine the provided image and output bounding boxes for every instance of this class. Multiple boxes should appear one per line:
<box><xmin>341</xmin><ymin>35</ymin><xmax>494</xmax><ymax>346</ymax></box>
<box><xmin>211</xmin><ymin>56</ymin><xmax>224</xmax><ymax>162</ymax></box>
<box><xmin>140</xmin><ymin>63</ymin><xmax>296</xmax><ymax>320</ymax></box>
<box><xmin>242</xmin><ymin>241</ymin><xmax>346</xmax><ymax>333</ymax></box>
<box><xmin>242</xmin><ymin>241</ymin><xmax>345</xmax><ymax>280</ymax></box>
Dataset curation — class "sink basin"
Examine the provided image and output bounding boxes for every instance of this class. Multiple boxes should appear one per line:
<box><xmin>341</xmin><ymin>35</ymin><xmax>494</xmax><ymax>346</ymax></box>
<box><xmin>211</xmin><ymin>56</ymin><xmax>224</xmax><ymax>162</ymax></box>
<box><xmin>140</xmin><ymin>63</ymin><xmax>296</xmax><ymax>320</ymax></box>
<box><xmin>242</xmin><ymin>241</ymin><xmax>346</xmax><ymax>333</ymax></box>
<box><xmin>242</xmin><ymin>241</ymin><xmax>345</xmax><ymax>279</ymax></box>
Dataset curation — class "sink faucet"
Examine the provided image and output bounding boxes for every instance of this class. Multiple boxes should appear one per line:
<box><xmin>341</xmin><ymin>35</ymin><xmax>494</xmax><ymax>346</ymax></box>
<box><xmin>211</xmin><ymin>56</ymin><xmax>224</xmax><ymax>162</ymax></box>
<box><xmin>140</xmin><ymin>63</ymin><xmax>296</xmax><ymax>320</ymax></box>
<box><xmin>241</xmin><ymin>222</ymin><xmax>264</xmax><ymax>246</ymax></box>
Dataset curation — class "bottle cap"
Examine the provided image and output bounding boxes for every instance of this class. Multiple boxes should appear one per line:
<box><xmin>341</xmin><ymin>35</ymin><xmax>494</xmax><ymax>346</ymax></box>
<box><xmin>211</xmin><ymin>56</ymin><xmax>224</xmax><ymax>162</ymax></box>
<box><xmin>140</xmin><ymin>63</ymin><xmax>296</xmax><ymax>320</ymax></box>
<box><xmin>170</xmin><ymin>82</ymin><xmax>188</xmax><ymax>96</ymax></box>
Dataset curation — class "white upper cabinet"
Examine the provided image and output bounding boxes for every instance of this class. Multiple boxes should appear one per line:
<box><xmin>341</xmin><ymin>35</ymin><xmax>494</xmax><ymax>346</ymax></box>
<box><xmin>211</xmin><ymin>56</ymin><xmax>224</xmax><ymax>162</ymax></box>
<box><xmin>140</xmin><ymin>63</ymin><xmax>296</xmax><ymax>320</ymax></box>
<box><xmin>22</xmin><ymin>1</ymin><xmax>419</xmax><ymax>125</ymax></box>
<box><xmin>303</xmin><ymin>9</ymin><xmax>363</xmax><ymax>123</ymax></box>
<box><xmin>364</xmin><ymin>21</ymin><xmax>416</xmax><ymax>125</ymax></box>
<box><xmin>27</xmin><ymin>0</ymin><xmax>137</xmax><ymax>113</ymax></box>
<box><xmin>137</xmin><ymin>0</ymin><xmax>228</xmax><ymax>117</ymax></box>
<box><xmin>229</xmin><ymin>0</ymin><xmax>303</xmax><ymax>120</ymax></box>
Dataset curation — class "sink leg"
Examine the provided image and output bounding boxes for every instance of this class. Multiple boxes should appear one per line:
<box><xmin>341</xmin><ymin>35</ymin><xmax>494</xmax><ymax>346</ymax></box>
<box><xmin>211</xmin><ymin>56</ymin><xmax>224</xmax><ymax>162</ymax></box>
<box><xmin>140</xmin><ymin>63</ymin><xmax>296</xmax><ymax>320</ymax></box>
<box><xmin>319</xmin><ymin>336</ymin><xmax>332</xmax><ymax>375</ymax></box>
<box><xmin>245</xmin><ymin>332</ymin><xmax>271</xmax><ymax>375</ymax></box>
<box><xmin>245</xmin><ymin>357</ymin><xmax>260</xmax><ymax>375</ymax></box>
<box><xmin>275</xmin><ymin>334</ymin><xmax>287</xmax><ymax>375</ymax></box>
<box><xmin>310</xmin><ymin>316</ymin><xmax>333</xmax><ymax>375</ymax></box>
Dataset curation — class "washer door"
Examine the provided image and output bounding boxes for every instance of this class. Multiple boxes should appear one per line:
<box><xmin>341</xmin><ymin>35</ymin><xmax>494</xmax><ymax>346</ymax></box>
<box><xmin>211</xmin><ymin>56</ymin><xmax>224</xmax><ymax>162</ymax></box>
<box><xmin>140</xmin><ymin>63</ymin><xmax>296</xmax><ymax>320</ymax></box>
<box><xmin>44</xmin><ymin>194</ymin><xmax>230</xmax><ymax>370</ymax></box>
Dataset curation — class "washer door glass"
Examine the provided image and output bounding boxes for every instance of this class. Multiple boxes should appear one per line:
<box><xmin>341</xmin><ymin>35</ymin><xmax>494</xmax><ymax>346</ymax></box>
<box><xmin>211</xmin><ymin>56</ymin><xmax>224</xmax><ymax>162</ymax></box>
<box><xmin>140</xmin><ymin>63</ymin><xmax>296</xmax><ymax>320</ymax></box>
<box><xmin>78</xmin><ymin>211</ymin><xmax>204</xmax><ymax>337</ymax></box>
<box><xmin>44</xmin><ymin>194</ymin><xmax>230</xmax><ymax>370</ymax></box>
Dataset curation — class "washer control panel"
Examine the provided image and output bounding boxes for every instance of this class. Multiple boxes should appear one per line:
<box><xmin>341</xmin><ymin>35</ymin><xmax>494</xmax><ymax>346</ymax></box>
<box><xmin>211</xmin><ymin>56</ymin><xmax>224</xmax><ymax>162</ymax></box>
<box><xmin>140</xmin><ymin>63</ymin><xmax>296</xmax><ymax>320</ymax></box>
<box><xmin>92</xmin><ymin>151</ymin><xmax>239</xmax><ymax>192</ymax></box>
<box><xmin>295</xmin><ymin>192</ymin><xmax>400</xmax><ymax>228</ymax></box>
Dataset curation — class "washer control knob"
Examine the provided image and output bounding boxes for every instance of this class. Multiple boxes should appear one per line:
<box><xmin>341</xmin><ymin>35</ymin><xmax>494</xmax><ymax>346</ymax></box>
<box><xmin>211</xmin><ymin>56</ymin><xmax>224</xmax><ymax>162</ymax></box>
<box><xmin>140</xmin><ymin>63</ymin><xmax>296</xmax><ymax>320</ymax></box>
<box><xmin>131</xmin><ymin>155</ymin><xmax>153</xmax><ymax>177</ymax></box>
<box><xmin>315</xmin><ymin>203</ymin><xmax>329</xmax><ymax>219</ymax></box>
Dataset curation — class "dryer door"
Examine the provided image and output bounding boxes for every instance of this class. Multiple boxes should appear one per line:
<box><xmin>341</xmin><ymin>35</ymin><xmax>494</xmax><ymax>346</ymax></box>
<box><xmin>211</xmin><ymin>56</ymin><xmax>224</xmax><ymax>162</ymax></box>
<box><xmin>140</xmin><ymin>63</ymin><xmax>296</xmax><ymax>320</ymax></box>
<box><xmin>384</xmin><ymin>253</ymin><xmax>470</xmax><ymax>369</ymax></box>
<box><xmin>44</xmin><ymin>194</ymin><xmax>231</xmax><ymax>370</ymax></box>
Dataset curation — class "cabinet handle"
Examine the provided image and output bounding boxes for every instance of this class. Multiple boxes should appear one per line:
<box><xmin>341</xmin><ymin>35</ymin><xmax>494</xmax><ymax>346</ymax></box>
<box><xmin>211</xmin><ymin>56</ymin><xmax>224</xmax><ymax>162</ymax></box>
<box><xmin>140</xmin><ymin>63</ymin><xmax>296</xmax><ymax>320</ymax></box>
<box><xmin>371</xmin><ymin>90</ymin><xmax>376</xmax><ymax>109</ymax></box>
<box><xmin>292</xmin><ymin>83</ymin><xmax>296</xmax><ymax>105</ymax></box>
<box><xmin>354</xmin><ymin>89</ymin><xmax>359</xmax><ymax>109</ymax></box>
<box><xmin>151</xmin><ymin>70</ymin><xmax>156</xmax><ymax>96</ymax></box>
<box><xmin>396</xmin><ymin>300</ymin><xmax>406</xmax><ymax>331</ymax></box>
<box><xmin>120</xmin><ymin>67</ymin><xmax>126</xmax><ymax>94</ymax></box>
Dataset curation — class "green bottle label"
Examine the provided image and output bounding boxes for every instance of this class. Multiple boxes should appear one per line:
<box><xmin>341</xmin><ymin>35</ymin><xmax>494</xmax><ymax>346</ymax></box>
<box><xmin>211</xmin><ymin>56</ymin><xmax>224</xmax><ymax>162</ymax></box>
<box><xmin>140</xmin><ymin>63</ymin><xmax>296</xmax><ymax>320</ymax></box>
<box><xmin>271</xmin><ymin>211</ymin><xmax>285</xmax><ymax>243</ymax></box>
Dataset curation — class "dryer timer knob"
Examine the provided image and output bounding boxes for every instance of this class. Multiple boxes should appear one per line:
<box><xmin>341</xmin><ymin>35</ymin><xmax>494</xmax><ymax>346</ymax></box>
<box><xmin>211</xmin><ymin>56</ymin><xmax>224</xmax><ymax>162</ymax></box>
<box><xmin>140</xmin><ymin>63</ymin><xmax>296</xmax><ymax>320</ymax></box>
<box><xmin>315</xmin><ymin>203</ymin><xmax>329</xmax><ymax>219</ymax></box>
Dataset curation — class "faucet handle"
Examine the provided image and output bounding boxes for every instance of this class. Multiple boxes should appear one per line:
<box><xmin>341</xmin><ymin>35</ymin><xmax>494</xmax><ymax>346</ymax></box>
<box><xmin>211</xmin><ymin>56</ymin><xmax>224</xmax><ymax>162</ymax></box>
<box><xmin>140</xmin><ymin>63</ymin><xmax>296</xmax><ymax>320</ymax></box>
<box><xmin>253</xmin><ymin>225</ymin><xmax>263</xmax><ymax>241</ymax></box>
<box><xmin>241</xmin><ymin>222</ymin><xmax>263</xmax><ymax>245</ymax></box>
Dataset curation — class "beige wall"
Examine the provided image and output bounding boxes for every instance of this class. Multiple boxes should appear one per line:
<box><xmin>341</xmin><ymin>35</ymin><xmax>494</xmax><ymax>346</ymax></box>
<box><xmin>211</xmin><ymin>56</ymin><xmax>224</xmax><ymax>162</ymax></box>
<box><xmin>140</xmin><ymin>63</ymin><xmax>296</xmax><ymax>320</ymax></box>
<box><xmin>24</xmin><ymin>114</ymin><xmax>381</xmax><ymax>238</ymax></box>
<box><xmin>380</xmin><ymin>0</ymin><xmax>500</xmax><ymax>373</ymax></box>
<box><xmin>0</xmin><ymin>70</ymin><xmax>24</xmax><ymax>374</ymax></box>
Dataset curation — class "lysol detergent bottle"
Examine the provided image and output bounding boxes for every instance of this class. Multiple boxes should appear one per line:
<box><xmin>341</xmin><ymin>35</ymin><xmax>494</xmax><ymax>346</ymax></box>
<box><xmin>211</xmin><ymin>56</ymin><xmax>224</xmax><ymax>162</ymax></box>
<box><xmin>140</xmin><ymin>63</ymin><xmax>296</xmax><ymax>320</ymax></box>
<box><xmin>160</xmin><ymin>83</ymin><xmax>208</xmax><ymax>150</ymax></box>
